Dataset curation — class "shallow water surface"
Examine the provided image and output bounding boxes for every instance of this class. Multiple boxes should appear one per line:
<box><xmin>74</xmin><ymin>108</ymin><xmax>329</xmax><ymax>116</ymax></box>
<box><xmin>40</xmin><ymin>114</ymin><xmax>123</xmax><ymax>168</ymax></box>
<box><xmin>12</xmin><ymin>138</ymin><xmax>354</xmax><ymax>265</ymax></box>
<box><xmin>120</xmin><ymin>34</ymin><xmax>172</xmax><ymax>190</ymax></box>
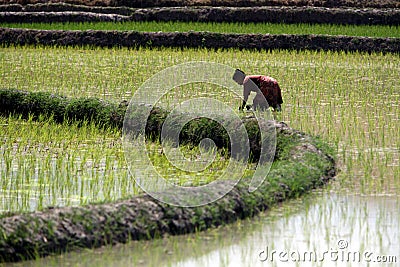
<box><xmin>11</xmin><ymin>191</ymin><xmax>399</xmax><ymax>267</ymax></box>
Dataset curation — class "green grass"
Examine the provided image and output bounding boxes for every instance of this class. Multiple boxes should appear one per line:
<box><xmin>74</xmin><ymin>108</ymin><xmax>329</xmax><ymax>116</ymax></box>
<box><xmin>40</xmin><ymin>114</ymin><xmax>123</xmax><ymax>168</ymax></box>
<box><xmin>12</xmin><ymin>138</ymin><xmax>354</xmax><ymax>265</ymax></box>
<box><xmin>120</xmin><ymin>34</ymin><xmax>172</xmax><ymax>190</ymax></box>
<box><xmin>1</xmin><ymin>21</ymin><xmax>400</xmax><ymax>38</ymax></box>
<box><xmin>0</xmin><ymin>46</ymin><xmax>399</xmax><ymax>213</ymax></box>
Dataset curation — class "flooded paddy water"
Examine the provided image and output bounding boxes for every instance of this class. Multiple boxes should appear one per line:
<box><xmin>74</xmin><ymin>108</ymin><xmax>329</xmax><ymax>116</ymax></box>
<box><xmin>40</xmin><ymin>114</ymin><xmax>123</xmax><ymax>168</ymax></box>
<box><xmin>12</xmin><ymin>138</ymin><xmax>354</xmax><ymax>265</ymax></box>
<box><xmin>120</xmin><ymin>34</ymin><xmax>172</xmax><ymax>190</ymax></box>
<box><xmin>6</xmin><ymin>192</ymin><xmax>399</xmax><ymax>266</ymax></box>
<box><xmin>0</xmin><ymin>47</ymin><xmax>399</xmax><ymax>266</ymax></box>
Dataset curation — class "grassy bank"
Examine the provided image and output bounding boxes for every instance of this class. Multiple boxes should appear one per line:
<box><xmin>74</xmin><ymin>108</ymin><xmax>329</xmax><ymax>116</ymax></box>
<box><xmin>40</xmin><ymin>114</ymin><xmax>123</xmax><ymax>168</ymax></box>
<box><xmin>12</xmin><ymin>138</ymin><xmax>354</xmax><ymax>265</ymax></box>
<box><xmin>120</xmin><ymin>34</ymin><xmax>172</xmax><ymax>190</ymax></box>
<box><xmin>0</xmin><ymin>88</ymin><xmax>265</xmax><ymax>161</ymax></box>
<box><xmin>0</xmin><ymin>88</ymin><xmax>337</xmax><ymax>263</ymax></box>
<box><xmin>2</xmin><ymin>21</ymin><xmax>399</xmax><ymax>38</ymax></box>
<box><xmin>0</xmin><ymin>88</ymin><xmax>273</xmax><ymax>212</ymax></box>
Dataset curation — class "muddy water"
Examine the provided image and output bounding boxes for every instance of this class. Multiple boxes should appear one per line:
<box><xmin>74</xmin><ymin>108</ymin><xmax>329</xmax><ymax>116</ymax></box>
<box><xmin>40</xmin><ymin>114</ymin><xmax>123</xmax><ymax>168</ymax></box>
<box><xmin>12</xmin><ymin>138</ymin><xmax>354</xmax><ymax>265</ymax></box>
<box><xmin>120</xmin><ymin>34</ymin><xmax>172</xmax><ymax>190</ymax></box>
<box><xmin>8</xmin><ymin>190</ymin><xmax>399</xmax><ymax>267</ymax></box>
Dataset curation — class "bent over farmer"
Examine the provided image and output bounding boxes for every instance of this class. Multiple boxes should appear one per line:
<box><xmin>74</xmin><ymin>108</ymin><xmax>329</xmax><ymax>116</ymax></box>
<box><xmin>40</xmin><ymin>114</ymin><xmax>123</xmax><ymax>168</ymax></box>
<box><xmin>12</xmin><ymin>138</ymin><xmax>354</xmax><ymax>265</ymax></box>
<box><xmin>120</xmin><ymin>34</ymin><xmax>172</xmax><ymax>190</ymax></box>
<box><xmin>233</xmin><ymin>69</ymin><xmax>283</xmax><ymax>111</ymax></box>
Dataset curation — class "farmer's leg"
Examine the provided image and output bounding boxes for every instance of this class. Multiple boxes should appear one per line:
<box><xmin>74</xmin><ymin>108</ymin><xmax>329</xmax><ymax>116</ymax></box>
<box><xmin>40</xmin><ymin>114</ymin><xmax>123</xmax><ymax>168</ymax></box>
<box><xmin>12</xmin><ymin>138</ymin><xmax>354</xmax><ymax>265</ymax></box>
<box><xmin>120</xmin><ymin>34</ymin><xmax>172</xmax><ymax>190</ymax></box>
<box><xmin>253</xmin><ymin>94</ymin><xmax>268</xmax><ymax>111</ymax></box>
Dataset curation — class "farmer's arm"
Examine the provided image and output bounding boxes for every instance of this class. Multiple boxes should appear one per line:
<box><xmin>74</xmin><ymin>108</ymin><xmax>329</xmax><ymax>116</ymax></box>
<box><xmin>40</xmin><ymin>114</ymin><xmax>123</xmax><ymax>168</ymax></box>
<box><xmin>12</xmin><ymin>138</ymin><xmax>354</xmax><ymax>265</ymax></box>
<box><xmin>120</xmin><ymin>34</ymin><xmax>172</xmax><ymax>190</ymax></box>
<box><xmin>246</xmin><ymin>75</ymin><xmax>262</xmax><ymax>80</ymax></box>
<box><xmin>241</xmin><ymin>80</ymin><xmax>252</xmax><ymax>110</ymax></box>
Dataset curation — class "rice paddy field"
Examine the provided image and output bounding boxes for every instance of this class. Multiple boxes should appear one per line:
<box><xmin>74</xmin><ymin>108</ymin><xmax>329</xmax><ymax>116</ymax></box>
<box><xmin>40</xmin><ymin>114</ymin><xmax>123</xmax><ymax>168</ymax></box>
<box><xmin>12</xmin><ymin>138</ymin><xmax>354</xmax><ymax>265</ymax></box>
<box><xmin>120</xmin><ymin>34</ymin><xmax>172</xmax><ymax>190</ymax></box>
<box><xmin>0</xmin><ymin>44</ymin><xmax>399</xmax><ymax>265</ymax></box>
<box><xmin>2</xmin><ymin>21</ymin><xmax>400</xmax><ymax>38</ymax></box>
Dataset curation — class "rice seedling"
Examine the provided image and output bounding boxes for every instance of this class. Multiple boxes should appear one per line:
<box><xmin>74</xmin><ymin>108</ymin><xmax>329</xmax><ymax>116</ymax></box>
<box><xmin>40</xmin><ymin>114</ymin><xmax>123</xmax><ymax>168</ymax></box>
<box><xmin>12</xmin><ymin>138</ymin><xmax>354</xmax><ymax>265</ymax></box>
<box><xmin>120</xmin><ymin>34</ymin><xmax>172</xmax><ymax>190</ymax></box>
<box><xmin>0</xmin><ymin>112</ymin><xmax>250</xmax><ymax>212</ymax></box>
<box><xmin>0</xmin><ymin>115</ymin><xmax>138</xmax><ymax>213</ymax></box>
<box><xmin>0</xmin><ymin>45</ymin><xmax>398</xmax><ymax>213</ymax></box>
<box><xmin>1</xmin><ymin>21</ymin><xmax>399</xmax><ymax>38</ymax></box>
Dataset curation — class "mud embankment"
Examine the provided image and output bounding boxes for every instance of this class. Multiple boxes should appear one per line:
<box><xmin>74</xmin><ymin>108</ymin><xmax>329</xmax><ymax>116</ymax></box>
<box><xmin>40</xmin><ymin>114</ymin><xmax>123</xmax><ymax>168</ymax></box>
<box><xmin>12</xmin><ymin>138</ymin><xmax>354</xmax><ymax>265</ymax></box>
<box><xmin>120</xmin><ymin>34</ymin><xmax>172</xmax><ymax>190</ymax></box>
<box><xmin>0</xmin><ymin>144</ymin><xmax>335</xmax><ymax>263</ymax></box>
<box><xmin>0</xmin><ymin>28</ymin><xmax>399</xmax><ymax>53</ymax></box>
<box><xmin>0</xmin><ymin>0</ymin><xmax>398</xmax><ymax>8</ymax></box>
<box><xmin>0</xmin><ymin>89</ymin><xmax>337</xmax><ymax>262</ymax></box>
<box><xmin>1</xmin><ymin>5</ymin><xmax>399</xmax><ymax>25</ymax></box>
<box><xmin>130</xmin><ymin>6</ymin><xmax>400</xmax><ymax>25</ymax></box>
<box><xmin>0</xmin><ymin>89</ymin><xmax>275</xmax><ymax>161</ymax></box>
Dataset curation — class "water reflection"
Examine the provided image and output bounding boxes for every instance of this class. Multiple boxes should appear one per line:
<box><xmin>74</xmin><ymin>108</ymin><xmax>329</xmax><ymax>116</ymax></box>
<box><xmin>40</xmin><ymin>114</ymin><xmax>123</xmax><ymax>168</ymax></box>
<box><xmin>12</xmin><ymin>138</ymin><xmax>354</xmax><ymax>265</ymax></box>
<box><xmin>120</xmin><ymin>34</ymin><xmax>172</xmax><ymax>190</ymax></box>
<box><xmin>11</xmin><ymin>190</ymin><xmax>399</xmax><ymax>267</ymax></box>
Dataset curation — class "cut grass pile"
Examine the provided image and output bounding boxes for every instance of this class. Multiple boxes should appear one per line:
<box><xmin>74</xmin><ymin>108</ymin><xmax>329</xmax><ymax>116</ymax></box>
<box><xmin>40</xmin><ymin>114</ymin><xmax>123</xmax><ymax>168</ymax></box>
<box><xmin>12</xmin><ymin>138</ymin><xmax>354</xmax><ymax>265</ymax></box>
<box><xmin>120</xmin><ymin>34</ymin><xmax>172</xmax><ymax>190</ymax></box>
<box><xmin>1</xmin><ymin>21</ymin><xmax>400</xmax><ymax>38</ymax></box>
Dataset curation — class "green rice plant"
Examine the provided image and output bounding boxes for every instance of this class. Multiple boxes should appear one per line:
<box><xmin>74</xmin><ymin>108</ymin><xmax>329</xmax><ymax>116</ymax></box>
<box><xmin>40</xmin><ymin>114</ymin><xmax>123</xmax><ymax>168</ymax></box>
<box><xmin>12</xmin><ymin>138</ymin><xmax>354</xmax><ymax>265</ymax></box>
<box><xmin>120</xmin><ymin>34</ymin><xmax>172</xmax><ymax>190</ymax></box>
<box><xmin>0</xmin><ymin>46</ymin><xmax>398</xmax><ymax>213</ymax></box>
<box><xmin>0</xmin><ymin>115</ymin><xmax>136</xmax><ymax>213</ymax></box>
<box><xmin>1</xmin><ymin>21</ymin><xmax>399</xmax><ymax>38</ymax></box>
<box><xmin>0</xmin><ymin>113</ymin><xmax>254</xmax><ymax>212</ymax></box>
<box><xmin>144</xmin><ymin>137</ymin><xmax>255</xmax><ymax>188</ymax></box>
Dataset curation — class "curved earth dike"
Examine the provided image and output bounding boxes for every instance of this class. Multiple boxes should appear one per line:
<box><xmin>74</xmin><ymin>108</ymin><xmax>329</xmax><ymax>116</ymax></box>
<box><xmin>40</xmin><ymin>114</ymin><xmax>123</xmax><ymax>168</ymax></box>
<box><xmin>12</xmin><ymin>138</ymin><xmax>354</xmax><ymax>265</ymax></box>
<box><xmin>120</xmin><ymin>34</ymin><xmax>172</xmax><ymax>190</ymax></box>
<box><xmin>0</xmin><ymin>27</ymin><xmax>399</xmax><ymax>53</ymax></box>
<box><xmin>1</xmin><ymin>6</ymin><xmax>399</xmax><ymax>25</ymax></box>
<box><xmin>131</xmin><ymin>6</ymin><xmax>400</xmax><ymax>25</ymax></box>
<box><xmin>0</xmin><ymin>91</ymin><xmax>337</xmax><ymax>262</ymax></box>
<box><xmin>0</xmin><ymin>88</ymin><xmax>287</xmax><ymax>161</ymax></box>
<box><xmin>0</xmin><ymin>88</ymin><xmax>126</xmax><ymax>129</ymax></box>
<box><xmin>0</xmin><ymin>147</ymin><xmax>336</xmax><ymax>263</ymax></box>
<box><xmin>132</xmin><ymin>6</ymin><xmax>400</xmax><ymax>25</ymax></box>
<box><xmin>0</xmin><ymin>0</ymin><xmax>398</xmax><ymax>8</ymax></box>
